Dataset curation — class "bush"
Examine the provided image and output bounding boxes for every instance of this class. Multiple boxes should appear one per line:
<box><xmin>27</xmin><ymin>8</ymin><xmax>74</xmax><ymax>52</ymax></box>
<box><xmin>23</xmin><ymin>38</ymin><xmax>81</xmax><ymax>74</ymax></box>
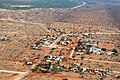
<box><xmin>101</xmin><ymin>48</ymin><xmax>106</xmax><ymax>51</ymax></box>
<box><xmin>63</xmin><ymin>78</ymin><xmax>69</xmax><ymax>80</ymax></box>
<box><xmin>112</xmin><ymin>49</ymin><xmax>118</xmax><ymax>53</ymax></box>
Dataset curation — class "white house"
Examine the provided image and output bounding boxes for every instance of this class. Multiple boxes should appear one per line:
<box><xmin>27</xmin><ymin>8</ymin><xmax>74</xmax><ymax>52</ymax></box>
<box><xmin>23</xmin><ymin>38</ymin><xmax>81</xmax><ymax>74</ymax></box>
<box><xmin>89</xmin><ymin>48</ymin><xmax>101</xmax><ymax>54</ymax></box>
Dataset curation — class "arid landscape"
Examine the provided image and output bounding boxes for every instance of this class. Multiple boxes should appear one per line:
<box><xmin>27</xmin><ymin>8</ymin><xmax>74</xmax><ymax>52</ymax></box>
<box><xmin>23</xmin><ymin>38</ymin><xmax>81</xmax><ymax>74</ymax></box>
<box><xmin>0</xmin><ymin>0</ymin><xmax>120</xmax><ymax>80</ymax></box>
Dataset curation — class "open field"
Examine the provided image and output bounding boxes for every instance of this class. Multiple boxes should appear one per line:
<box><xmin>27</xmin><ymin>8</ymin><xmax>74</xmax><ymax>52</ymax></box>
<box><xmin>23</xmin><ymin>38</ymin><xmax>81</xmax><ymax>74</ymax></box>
<box><xmin>0</xmin><ymin>59</ymin><xmax>29</xmax><ymax>72</ymax></box>
<box><xmin>0</xmin><ymin>72</ymin><xmax>19</xmax><ymax>80</ymax></box>
<box><xmin>108</xmin><ymin>4</ymin><xmax>120</xmax><ymax>29</ymax></box>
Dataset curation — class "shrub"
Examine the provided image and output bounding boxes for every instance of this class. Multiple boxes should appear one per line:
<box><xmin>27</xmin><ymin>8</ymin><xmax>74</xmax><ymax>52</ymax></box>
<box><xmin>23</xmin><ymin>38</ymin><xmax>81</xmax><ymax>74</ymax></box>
<box><xmin>101</xmin><ymin>48</ymin><xmax>106</xmax><ymax>51</ymax></box>
<box><xmin>112</xmin><ymin>49</ymin><xmax>118</xmax><ymax>53</ymax></box>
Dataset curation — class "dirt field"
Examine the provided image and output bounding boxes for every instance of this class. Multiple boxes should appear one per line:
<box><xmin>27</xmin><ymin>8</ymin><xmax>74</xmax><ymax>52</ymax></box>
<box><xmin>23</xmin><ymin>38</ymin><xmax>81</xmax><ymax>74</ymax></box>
<box><xmin>0</xmin><ymin>72</ymin><xmax>19</xmax><ymax>80</ymax></box>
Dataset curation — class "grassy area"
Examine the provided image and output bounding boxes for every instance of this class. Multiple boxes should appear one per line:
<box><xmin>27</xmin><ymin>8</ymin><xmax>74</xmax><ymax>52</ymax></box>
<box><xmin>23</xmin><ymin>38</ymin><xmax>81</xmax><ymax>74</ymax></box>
<box><xmin>0</xmin><ymin>0</ymin><xmax>80</xmax><ymax>10</ymax></box>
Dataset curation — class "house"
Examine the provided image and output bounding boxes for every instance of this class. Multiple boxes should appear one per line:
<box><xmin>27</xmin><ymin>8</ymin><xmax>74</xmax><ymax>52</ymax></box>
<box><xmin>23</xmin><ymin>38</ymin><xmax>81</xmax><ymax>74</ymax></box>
<box><xmin>26</xmin><ymin>62</ymin><xmax>33</xmax><ymax>65</ymax></box>
<box><xmin>86</xmin><ymin>43</ymin><xmax>97</xmax><ymax>46</ymax></box>
<box><xmin>89</xmin><ymin>48</ymin><xmax>101</xmax><ymax>54</ymax></box>
<box><xmin>44</xmin><ymin>41</ymin><xmax>50</xmax><ymax>46</ymax></box>
<box><xmin>106</xmin><ymin>51</ymin><xmax>115</xmax><ymax>55</ymax></box>
<box><xmin>73</xmin><ymin>63</ymin><xmax>80</xmax><ymax>66</ymax></box>
<box><xmin>58</xmin><ymin>72</ymin><xmax>66</xmax><ymax>74</ymax></box>
<box><xmin>82</xmin><ymin>33</ymin><xmax>90</xmax><ymax>38</ymax></box>
<box><xmin>32</xmin><ymin>45</ymin><xmax>41</xmax><ymax>49</ymax></box>
<box><xmin>46</xmin><ymin>55</ymin><xmax>60</xmax><ymax>61</ymax></box>
<box><xmin>61</xmin><ymin>41</ymin><xmax>65</xmax><ymax>45</ymax></box>
<box><xmin>82</xmin><ymin>68</ymin><xmax>87</xmax><ymax>72</ymax></box>
<box><xmin>76</xmin><ymin>52</ymin><xmax>84</xmax><ymax>55</ymax></box>
<box><xmin>70</xmin><ymin>67</ymin><xmax>78</xmax><ymax>71</ymax></box>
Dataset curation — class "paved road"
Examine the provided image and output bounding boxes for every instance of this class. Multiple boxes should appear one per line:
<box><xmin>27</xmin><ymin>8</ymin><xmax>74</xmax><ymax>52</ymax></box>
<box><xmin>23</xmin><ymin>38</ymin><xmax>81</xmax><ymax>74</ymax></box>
<box><xmin>0</xmin><ymin>70</ymin><xmax>25</xmax><ymax>74</ymax></box>
<box><xmin>15</xmin><ymin>34</ymin><xmax>64</xmax><ymax>80</ymax></box>
<box><xmin>71</xmin><ymin>2</ymin><xmax>86</xmax><ymax>10</ymax></box>
<box><xmin>49</xmin><ymin>34</ymin><xmax>64</xmax><ymax>47</ymax></box>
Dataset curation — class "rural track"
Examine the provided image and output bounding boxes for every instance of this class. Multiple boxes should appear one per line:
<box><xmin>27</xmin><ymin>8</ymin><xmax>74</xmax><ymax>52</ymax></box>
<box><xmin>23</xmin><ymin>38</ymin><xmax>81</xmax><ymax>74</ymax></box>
<box><xmin>74</xmin><ymin>58</ymin><xmax>120</xmax><ymax>65</ymax></box>
<box><xmin>1</xmin><ymin>40</ymin><xmax>18</xmax><ymax>51</ymax></box>
<box><xmin>0</xmin><ymin>70</ymin><xmax>25</xmax><ymax>74</ymax></box>
<box><xmin>0</xmin><ymin>18</ymin><xmax>50</xmax><ymax>33</ymax></box>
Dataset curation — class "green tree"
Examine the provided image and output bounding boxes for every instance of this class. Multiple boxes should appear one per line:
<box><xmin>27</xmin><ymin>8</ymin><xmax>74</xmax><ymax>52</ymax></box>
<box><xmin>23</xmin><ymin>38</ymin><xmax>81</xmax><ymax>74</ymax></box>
<box><xmin>112</xmin><ymin>49</ymin><xmax>118</xmax><ymax>53</ymax></box>
<box><xmin>101</xmin><ymin>48</ymin><xmax>107</xmax><ymax>51</ymax></box>
<box><xmin>57</xmin><ymin>60</ymin><xmax>60</xmax><ymax>66</ymax></box>
<box><xmin>63</xmin><ymin>78</ymin><xmax>69</xmax><ymax>80</ymax></box>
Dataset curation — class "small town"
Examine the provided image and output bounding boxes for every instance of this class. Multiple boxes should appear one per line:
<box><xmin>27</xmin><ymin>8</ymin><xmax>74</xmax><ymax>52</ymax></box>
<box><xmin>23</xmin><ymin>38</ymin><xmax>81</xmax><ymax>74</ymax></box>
<box><xmin>5</xmin><ymin>27</ymin><xmax>118</xmax><ymax>80</ymax></box>
<box><xmin>0</xmin><ymin>0</ymin><xmax>120</xmax><ymax>80</ymax></box>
